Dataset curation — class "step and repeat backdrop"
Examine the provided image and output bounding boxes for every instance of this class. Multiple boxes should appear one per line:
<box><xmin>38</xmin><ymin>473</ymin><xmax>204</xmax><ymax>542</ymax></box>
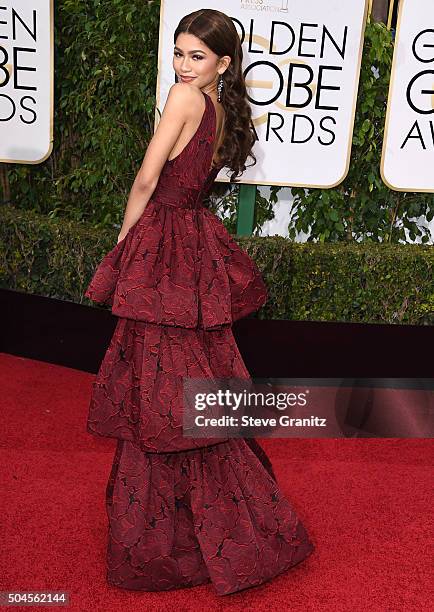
<box><xmin>157</xmin><ymin>0</ymin><xmax>368</xmax><ymax>188</ymax></box>
<box><xmin>0</xmin><ymin>0</ymin><xmax>53</xmax><ymax>165</ymax></box>
<box><xmin>381</xmin><ymin>0</ymin><xmax>434</xmax><ymax>192</ymax></box>
<box><xmin>1</xmin><ymin>0</ymin><xmax>433</xmax><ymax>192</ymax></box>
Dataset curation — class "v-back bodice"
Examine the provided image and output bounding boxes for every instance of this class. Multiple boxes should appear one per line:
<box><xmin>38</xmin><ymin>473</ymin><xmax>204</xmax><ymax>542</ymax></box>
<box><xmin>150</xmin><ymin>90</ymin><xmax>222</xmax><ymax>210</ymax></box>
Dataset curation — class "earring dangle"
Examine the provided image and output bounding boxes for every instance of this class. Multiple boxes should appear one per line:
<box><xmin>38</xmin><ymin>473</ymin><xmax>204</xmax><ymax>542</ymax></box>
<box><xmin>217</xmin><ymin>74</ymin><xmax>224</xmax><ymax>103</ymax></box>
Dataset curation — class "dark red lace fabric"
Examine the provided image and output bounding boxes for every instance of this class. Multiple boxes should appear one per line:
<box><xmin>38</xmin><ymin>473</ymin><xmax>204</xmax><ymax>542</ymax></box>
<box><xmin>84</xmin><ymin>92</ymin><xmax>267</xmax><ymax>330</ymax></box>
<box><xmin>85</xmin><ymin>89</ymin><xmax>314</xmax><ymax>595</ymax></box>
<box><xmin>106</xmin><ymin>437</ymin><xmax>314</xmax><ymax>595</ymax></box>
<box><xmin>87</xmin><ymin>317</ymin><xmax>254</xmax><ymax>453</ymax></box>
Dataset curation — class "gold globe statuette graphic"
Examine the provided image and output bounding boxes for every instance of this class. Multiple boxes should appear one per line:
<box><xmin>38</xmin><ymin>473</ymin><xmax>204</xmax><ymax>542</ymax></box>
<box><xmin>242</xmin><ymin>30</ymin><xmax>351</xmax><ymax>189</ymax></box>
<box><xmin>244</xmin><ymin>32</ymin><xmax>317</xmax><ymax>129</ymax></box>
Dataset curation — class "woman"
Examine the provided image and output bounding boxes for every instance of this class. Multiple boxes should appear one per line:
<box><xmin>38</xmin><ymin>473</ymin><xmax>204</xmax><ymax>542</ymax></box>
<box><xmin>85</xmin><ymin>8</ymin><xmax>314</xmax><ymax>596</ymax></box>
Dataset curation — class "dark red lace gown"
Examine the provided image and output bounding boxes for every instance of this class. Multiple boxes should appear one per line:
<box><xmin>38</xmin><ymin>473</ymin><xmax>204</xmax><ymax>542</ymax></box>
<box><xmin>84</xmin><ymin>90</ymin><xmax>314</xmax><ymax>595</ymax></box>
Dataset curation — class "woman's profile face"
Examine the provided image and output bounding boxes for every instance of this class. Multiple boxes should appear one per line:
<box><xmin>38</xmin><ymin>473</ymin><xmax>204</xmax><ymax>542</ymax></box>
<box><xmin>173</xmin><ymin>32</ymin><xmax>219</xmax><ymax>88</ymax></box>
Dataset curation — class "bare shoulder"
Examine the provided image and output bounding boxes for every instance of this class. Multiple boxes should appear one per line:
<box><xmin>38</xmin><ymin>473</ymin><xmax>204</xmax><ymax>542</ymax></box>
<box><xmin>166</xmin><ymin>82</ymin><xmax>204</xmax><ymax>118</ymax></box>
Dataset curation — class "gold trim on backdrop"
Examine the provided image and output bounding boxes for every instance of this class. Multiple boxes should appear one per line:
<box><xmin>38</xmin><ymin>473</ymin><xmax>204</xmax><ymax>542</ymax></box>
<box><xmin>155</xmin><ymin>0</ymin><xmax>166</xmax><ymax>134</ymax></box>
<box><xmin>387</xmin><ymin>0</ymin><xmax>396</xmax><ymax>30</ymax></box>
<box><xmin>380</xmin><ymin>0</ymin><xmax>434</xmax><ymax>193</ymax></box>
<box><xmin>0</xmin><ymin>0</ymin><xmax>54</xmax><ymax>165</ymax></box>
<box><xmin>368</xmin><ymin>0</ymin><xmax>395</xmax><ymax>28</ymax></box>
<box><xmin>331</xmin><ymin>0</ymin><xmax>369</xmax><ymax>189</ymax></box>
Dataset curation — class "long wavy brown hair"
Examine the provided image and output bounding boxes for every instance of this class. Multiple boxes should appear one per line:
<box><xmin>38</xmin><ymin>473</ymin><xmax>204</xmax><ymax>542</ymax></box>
<box><xmin>174</xmin><ymin>9</ymin><xmax>257</xmax><ymax>182</ymax></box>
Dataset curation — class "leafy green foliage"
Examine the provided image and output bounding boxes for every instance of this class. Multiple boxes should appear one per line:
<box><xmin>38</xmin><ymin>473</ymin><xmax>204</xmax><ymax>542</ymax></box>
<box><xmin>1</xmin><ymin>205</ymin><xmax>432</xmax><ymax>325</ymax></box>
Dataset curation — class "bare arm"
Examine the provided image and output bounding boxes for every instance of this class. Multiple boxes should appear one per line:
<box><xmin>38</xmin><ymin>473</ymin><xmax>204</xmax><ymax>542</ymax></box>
<box><xmin>117</xmin><ymin>82</ymin><xmax>195</xmax><ymax>242</ymax></box>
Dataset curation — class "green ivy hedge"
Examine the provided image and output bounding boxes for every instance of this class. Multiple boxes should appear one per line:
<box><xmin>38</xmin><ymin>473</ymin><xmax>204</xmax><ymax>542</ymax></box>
<box><xmin>1</xmin><ymin>206</ymin><xmax>432</xmax><ymax>325</ymax></box>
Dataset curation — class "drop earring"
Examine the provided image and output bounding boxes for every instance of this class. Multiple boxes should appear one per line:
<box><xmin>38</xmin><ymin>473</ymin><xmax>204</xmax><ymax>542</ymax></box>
<box><xmin>217</xmin><ymin>74</ymin><xmax>224</xmax><ymax>103</ymax></box>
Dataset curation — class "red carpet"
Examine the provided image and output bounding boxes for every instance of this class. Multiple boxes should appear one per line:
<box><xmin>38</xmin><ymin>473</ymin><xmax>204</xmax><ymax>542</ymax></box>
<box><xmin>1</xmin><ymin>351</ymin><xmax>432</xmax><ymax>611</ymax></box>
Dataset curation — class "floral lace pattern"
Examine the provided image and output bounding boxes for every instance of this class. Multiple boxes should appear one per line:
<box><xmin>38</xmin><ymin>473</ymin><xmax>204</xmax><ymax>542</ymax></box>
<box><xmin>105</xmin><ymin>437</ymin><xmax>314</xmax><ymax>596</ymax></box>
<box><xmin>85</xmin><ymin>88</ymin><xmax>314</xmax><ymax>595</ymax></box>
<box><xmin>87</xmin><ymin>317</ymin><xmax>256</xmax><ymax>453</ymax></box>
<box><xmin>84</xmin><ymin>91</ymin><xmax>268</xmax><ymax>330</ymax></box>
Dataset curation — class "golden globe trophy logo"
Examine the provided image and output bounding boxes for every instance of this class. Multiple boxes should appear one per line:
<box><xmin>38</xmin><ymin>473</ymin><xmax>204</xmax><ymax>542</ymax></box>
<box><xmin>226</xmin><ymin>0</ymin><xmax>369</xmax><ymax>188</ymax></box>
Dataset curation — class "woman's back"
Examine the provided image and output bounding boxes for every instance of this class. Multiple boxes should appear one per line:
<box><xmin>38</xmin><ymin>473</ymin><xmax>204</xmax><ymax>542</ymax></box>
<box><xmin>85</xmin><ymin>85</ymin><xmax>268</xmax><ymax>339</ymax></box>
<box><xmin>151</xmin><ymin>89</ymin><xmax>223</xmax><ymax>204</ymax></box>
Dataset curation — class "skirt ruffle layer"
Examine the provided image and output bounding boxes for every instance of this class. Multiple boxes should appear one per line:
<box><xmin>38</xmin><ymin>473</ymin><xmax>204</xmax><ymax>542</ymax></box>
<box><xmin>88</xmin><ymin>318</ymin><xmax>255</xmax><ymax>452</ymax></box>
<box><xmin>105</xmin><ymin>436</ymin><xmax>315</xmax><ymax>596</ymax></box>
<box><xmin>84</xmin><ymin>202</ymin><xmax>268</xmax><ymax>330</ymax></box>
